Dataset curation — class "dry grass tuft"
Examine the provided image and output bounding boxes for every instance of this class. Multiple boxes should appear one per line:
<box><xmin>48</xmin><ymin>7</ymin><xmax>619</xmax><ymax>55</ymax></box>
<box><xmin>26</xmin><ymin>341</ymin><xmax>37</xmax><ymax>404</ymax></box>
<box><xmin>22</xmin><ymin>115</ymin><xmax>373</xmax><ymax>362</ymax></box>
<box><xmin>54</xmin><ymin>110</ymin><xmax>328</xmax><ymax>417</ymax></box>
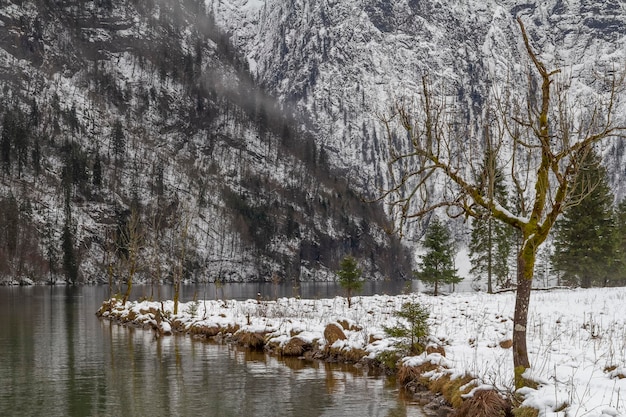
<box><xmin>426</xmin><ymin>344</ymin><xmax>446</xmax><ymax>356</ymax></box>
<box><xmin>397</xmin><ymin>362</ymin><xmax>440</xmax><ymax>386</ymax></box>
<box><xmin>221</xmin><ymin>324</ymin><xmax>240</xmax><ymax>335</ymax></box>
<box><xmin>171</xmin><ymin>319</ymin><xmax>186</xmax><ymax>332</ymax></box>
<box><xmin>337</xmin><ymin>319</ymin><xmax>350</xmax><ymax>330</ymax></box>
<box><xmin>96</xmin><ymin>299</ymin><xmax>121</xmax><ymax>317</ymax></box>
<box><xmin>342</xmin><ymin>347</ymin><xmax>367</xmax><ymax>362</ymax></box>
<box><xmin>125</xmin><ymin>310</ymin><xmax>138</xmax><ymax>322</ymax></box>
<box><xmin>325</xmin><ymin>346</ymin><xmax>367</xmax><ymax>363</ymax></box>
<box><xmin>190</xmin><ymin>325</ymin><xmax>221</xmax><ymax>337</ymax></box>
<box><xmin>282</xmin><ymin>337</ymin><xmax>310</xmax><ymax>356</ymax></box>
<box><xmin>604</xmin><ymin>365</ymin><xmax>626</xmax><ymax>379</ymax></box>
<box><xmin>445</xmin><ymin>374</ymin><xmax>476</xmax><ymax>408</ymax></box>
<box><xmin>499</xmin><ymin>339</ymin><xmax>513</xmax><ymax>349</ymax></box>
<box><xmin>428</xmin><ymin>373</ymin><xmax>475</xmax><ymax>408</ymax></box>
<box><xmin>324</xmin><ymin>323</ymin><xmax>347</xmax><ymax>345</ymax></box>
<box><xmin>453</xmin><ymin>389</ymin><xmax>510</xmax><ymax>417</ymax></box>
<box><xmin>512</xmin><ymin>406</ymin><xmax>539</xmax><ymax>417</ymax></box>
<box><xmin>337</xmin><ymin>319</ymin><xmax>362</xmax><ymax>331</ymax></box>
<box><xmin>235</xmin><ymin>331</ymin><xmax>267</xmax><ymax>350</ymax></box>
<box><xmin>428</xmin><ymin>372</ymin><xmax>451</xmax><ymax>394</ymax></box>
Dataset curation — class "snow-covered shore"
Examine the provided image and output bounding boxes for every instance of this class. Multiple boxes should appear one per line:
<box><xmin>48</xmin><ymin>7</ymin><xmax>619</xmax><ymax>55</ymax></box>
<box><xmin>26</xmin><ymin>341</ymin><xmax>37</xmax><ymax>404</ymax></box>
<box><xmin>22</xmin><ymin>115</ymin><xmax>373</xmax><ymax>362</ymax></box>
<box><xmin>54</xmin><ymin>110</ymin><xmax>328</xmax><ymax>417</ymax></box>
<box><xmin>97</xmin><ymin>288</ymin><xmax>626</xmax><ymax>417</ymax></box>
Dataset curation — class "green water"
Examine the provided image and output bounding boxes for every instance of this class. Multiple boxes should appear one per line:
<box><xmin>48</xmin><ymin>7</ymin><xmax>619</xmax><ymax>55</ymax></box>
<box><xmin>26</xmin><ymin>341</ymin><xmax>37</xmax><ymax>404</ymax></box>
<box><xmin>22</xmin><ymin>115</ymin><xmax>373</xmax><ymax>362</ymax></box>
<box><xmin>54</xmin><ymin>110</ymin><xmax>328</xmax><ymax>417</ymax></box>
<box><xmin>0</xmin><ymin>285</ymin><xmax>425</xmax><ymax>417</ymax></box>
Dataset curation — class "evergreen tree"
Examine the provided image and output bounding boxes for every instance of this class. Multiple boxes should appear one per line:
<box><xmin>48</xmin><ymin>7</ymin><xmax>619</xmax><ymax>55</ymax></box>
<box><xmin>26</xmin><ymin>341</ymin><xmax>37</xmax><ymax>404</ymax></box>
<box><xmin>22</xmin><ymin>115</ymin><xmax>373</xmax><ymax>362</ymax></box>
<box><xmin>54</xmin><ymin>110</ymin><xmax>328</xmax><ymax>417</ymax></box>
<box><xmin>468</xmin><ymin>147</ymin><xmax>514</xmax><ymax>293</ymax></box>
<box><xmin>32</xmin><ymin>136</ymin><xmax>41</xmax><ymax>177</ymax></box>
<box><xmin>610</xmin><ymin>200</ymin><xmax>626</xmax><ymax>285</ymax></box>
<box><xmin>337</xmin><ymin>255</ymin><xmax>363</xmax><ymax>308</ymax></box>
<box><xmin>111</xmin><ymin>119</ymin><xmax>125</xmax><ymax>164</ymax></box>
<box><xmin>552</xmin><ymin>151</ymin><xmax>616</xmax><ymax>288</ymax></box>
<box><xmin>383</xmin><ymin>301</ymin><xmax>430</xmax><ymax>355</ymax></box>
<box><xmin>61</xmin><ymin>194</ymin><xmax>78</xmax><ymax>284</ymax></box>
<box><xmin>92</xmin><ymin>151</ymin><xmax>102</xmax><ymax>188</ymax></box>
<box><xmin>415</xmin><ymin>218</ymin><xmax>461</xmax><ymax>296</ymax></box>
<box><xmin>0</xmin><ymin>114</ymin><xmax>11</xmax><ymax>175</ymax></box>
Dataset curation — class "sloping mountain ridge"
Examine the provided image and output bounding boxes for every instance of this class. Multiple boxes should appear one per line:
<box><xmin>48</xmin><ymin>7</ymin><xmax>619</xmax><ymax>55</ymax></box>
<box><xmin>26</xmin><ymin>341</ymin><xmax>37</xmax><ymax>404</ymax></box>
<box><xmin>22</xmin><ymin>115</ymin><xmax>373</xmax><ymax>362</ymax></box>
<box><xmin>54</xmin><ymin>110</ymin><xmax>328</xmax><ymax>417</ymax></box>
<box><xmin>0</xmin><ymin>0</ymin><xmax>412</xmax><ymax>284</ymax></box>
<box><xmin>211</xmin><ymin>0</ymin><xmax>626</xmax><ymax>207</ymax></box>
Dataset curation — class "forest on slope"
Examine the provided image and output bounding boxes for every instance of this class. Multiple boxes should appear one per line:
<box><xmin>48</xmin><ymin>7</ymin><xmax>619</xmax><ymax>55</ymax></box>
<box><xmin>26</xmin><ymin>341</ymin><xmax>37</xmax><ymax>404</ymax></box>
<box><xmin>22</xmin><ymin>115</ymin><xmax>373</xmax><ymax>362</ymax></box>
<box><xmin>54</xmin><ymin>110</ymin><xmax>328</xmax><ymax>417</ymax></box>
<box><xmin>0</xmin><ymin>0</ymin><xmax>412</xmax><ymax>285</ymax></box>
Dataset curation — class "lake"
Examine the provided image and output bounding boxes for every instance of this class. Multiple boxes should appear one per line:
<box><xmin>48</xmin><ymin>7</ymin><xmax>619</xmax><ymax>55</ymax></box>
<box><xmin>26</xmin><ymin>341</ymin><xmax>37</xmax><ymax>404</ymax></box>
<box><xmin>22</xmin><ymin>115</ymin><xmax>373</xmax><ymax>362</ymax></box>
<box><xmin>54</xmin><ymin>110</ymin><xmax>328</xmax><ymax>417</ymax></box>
<box><xmin>0</xmin><ymin>284</ymin><xmax>426</xmax><ymax>417</ymax></box>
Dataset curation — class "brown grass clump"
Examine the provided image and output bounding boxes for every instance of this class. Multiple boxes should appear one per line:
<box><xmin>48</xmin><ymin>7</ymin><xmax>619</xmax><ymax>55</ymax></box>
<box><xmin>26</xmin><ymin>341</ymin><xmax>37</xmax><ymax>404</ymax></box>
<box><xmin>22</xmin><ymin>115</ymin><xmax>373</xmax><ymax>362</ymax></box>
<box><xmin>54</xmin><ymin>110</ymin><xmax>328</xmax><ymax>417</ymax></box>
<box><xmin>512</xmin><ymin>406</ymin><xmax>539</xmax><ymax>417</ymax></box>
<box><xmin>324</xmin><ymin>323</ymin><xmax>347</xmax><ymax>345</ymax></box>
<box><xmin>189</xmin><ymin>324</ymin><xmax>221</xmax><ymax>337</ymax></box>
<box><xmin>453</xmin><ymin>389</ymin><xmax>511</xmax><ymax>417</ymax></box>
<box><xmin>499</xmin><ymin>339</ymin><xmax>513</xmax><ymax>349</ymax></box>
<box><xmin>96</xmin><ymin>299</ymin><xmax>120</xmax><ymax>317</ymax></box>
<box><xmin>426</xmin><ymin>344</ymin><xmax>446</xmax><ymax>356</ymax></box>
<box><xmin>170</xmin><ymin>318</ymin><xmax>186</xmax><ymax>332</ymax></box>
<box><xmin>325</xmin><ymin>346</ymin><xmax>367</xmax><ymax>363</ymax></box>
<box><xmin>342</xmin><ymin>347</ymin><xmax>367</xmax><ymax>362</ymax></box>
<box><xmin>125</xmin><ymin>310</ymin><xmax>138</xmax><ymax>322</ymax></box>
<box><xmin>397</xmin><ymin>362</ymin><xmax>439</xmax><ymax>386</ymax></box>
<box><xmin>337</xmin><ymin>319</ymin><xmax>362</xmax><ymax>332</ymax></box>
<box><xmin>222</xmin><ymin>324</ymin><xmax>240</xmax><ymax>335</ymax></box>
<box><xmin>368</xmin><ymin>334</ymin><xmax>382</xmax><ymax>344</ymax></box>
<box><xmin>428</xmin><ymin>373</ymin><xmax>475</xmax><ymax>408</ymax></box>
<box><xmin>282</xmin><ymin>337</ymin><xmax>310</xmax><ymax>356</ymax></box>
<box><xmin>235</xmin><ymin>331</ymin><xmax>267</xmax><ymax>350</ymax></box>
<box><xmin>428</xmin><ymin>373</ymin><xmax>451</xmax><ymax>394</ymax></box>
<box><xmin>604</xmin><ymin>365</ymin><xmax>626</xmax><ymax>379</ymax></box>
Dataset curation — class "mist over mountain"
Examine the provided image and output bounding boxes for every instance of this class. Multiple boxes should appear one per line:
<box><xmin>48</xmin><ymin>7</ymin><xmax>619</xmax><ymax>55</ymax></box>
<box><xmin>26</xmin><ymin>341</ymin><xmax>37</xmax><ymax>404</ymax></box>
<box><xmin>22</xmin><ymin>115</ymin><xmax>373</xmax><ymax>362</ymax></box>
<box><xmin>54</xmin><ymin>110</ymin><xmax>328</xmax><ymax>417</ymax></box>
<box><xmin>0</xmin><ymin>0</ymin><xmax>411</xmax><ymax>284</ymax></box>
<box><xmin>1</xmin><ymin>0</ymin><xmax>625</xmax><ymax>284</ymax></box>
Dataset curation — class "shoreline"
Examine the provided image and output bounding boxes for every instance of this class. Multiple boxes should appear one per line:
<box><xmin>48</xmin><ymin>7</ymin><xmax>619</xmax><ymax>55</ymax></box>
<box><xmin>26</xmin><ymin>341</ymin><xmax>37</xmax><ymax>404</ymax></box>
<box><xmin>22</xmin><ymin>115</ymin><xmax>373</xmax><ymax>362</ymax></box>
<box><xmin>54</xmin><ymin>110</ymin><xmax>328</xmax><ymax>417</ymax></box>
<box><xmin>96</xmin><ymin>294</ymin><xmax>506</xmax><ymax>416</ymax></box>
<box><xmin>96</xmin><ymin>289</ymin><xmax>626</xmax><ymax>417</ymax></box>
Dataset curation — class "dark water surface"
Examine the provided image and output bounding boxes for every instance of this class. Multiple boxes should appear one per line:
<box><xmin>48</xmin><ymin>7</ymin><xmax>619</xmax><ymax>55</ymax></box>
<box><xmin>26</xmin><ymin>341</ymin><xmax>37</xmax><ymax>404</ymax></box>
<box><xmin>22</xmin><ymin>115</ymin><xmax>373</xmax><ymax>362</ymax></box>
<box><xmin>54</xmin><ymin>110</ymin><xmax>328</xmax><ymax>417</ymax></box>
<box><xmin>0</xmin><ymin>285</ymin><xmax>425</xmax><ymax>417</ymax></box>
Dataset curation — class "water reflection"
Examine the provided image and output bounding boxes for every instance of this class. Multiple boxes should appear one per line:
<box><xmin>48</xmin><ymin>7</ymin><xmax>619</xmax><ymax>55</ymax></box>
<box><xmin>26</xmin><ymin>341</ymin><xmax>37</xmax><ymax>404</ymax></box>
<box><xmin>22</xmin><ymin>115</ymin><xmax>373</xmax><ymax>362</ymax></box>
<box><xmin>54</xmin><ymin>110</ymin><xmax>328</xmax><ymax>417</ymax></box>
<box><xmin>0</xmin><ymin>286</ymin><xmax>425</xmax><ymax>417</ymax></box>
<box><xmin>123</xmin><ymin>279</ymin><xmax>423</xmax><ymax>303</ymax></box>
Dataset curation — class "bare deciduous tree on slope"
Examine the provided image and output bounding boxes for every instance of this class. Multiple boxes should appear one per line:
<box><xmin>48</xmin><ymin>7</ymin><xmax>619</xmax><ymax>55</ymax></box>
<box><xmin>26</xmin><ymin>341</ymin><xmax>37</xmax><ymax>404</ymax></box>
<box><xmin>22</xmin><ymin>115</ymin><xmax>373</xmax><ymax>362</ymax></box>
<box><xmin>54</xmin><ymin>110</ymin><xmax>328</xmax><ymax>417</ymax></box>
<box><xmin>378</xmin><ymin>17</ymin><xmax>626</xmax><ymax>388</ymax></box>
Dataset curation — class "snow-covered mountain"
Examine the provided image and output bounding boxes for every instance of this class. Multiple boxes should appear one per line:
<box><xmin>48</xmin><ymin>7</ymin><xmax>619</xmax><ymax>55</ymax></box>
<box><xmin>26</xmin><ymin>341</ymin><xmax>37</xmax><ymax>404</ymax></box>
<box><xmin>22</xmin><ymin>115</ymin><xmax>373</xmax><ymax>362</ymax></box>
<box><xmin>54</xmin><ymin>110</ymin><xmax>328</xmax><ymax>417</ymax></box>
<box><xmin>1</xmin><ymin>0</ymin><xmax>625</xmax><ymax>284</ymax></box>
<box><xmin>211</xmin><ymin>0</ymin><xmax>626</xmax><ymax>200</ymax></box>
<box><xmin>0</xmin><ymin>0</ymin><xmax>411</xmax><ymax>284</ymax></box>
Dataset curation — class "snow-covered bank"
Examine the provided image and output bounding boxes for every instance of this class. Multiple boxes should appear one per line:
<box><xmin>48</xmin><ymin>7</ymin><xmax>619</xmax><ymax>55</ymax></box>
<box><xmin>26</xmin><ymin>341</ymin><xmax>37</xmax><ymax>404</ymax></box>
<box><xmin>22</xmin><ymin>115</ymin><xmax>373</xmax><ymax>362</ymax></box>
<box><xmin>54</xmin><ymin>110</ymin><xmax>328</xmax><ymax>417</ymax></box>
<box><xmin>97</xmin><ymin>288</ymin><xmax>626</xmax><ymax>417</ymax></box>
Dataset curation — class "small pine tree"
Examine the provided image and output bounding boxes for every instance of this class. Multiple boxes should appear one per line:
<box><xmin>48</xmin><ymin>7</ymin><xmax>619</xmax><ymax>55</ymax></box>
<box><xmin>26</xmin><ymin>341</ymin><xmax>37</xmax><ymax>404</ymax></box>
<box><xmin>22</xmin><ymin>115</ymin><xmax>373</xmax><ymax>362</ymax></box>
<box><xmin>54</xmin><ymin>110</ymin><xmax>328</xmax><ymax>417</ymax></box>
<box><xmin>92</xmin><ymin>151</ymin><xmax>102</xmax><ymax>188</ymax></box>
<box><xmin>61</xmin><ymin>195</ymin><xmax>78</xmax><ymax>285</ymax></box>
<box><xmin>552</xmin><ymin>151</ymin><xmax>616</xmax><ymax>287</ymax></box>
<box><xmin>610</xmin><ymin>200</ymin><xmax>626</xmax><ymax>285</ymax></box>
<box><xmin>337</xmin><ymin>255</ymin><xmax>363</xmax><ymax>308</ymax></box>
<box><xmin>384</xmin><ymin>301</ymin><xmax>430</xmax><ymax>355</ymax></box>
<box><xmin>415</xmin><ymin>218</ymin><xmax>461</xmax><ymax>296</ymax></box>
<box><xmin>111</xmin><ymin>119</ymin><xmax>125</xmax><ymax>164</ymax></box>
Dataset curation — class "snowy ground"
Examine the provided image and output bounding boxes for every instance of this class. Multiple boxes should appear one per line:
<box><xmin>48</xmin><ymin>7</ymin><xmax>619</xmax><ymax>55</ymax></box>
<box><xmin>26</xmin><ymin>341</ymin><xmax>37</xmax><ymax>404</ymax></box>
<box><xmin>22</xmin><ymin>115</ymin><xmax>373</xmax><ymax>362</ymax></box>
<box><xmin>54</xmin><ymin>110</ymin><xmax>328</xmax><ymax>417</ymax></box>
<box><xmin>100</xmin><ymin>287</ymin><xmax>626</xmax><ymax>417</ymax></box>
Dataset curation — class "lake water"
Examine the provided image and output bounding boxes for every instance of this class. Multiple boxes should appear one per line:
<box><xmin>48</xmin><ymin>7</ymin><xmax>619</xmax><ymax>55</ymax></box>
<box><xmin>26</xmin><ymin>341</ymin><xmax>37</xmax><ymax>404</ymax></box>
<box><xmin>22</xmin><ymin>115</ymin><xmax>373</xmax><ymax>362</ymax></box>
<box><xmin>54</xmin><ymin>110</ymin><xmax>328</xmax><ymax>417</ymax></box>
<box><xmin>0</xmin><ymin>285</ymin><xmax>426</xmax><ymax>417</ymax></box>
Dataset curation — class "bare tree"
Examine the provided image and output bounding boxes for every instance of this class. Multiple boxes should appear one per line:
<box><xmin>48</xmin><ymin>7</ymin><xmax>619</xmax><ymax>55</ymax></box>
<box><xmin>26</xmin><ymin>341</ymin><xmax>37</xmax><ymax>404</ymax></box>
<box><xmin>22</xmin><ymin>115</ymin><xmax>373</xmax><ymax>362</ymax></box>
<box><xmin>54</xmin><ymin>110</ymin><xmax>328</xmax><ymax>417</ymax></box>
<box><xmin>172</xmin><ymin>203</ymin><xmax>193</xmax><ymax>315</ymax></box>
<box><xmin>121</xmin><ymin>207</ymin><xmax>143</xmax><ymax>305</ymax></box>
<box><xmin>379</xmin><ymin>17</ymin><xmax>625</xmax><ymax>388</ymax></box>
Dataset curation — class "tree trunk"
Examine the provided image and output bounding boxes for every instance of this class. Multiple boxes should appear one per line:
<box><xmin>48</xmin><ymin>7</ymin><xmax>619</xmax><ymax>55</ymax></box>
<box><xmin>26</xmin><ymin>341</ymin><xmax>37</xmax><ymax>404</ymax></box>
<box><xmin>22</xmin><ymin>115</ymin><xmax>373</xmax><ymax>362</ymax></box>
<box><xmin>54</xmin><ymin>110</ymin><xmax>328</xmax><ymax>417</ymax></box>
<box><xmin>173</xmin><ymin>280</ymin><xmax>180</xmax><ymax>315</ymax></box>
<box><xmin>487</xmin><ymin>216</ymin><xmax>493</xmax><ymax>294</ymax></box>
<box><xmin>513</xmin><ymin>248</ymin><xmax>533</xmax><ymax>388</ymax></box>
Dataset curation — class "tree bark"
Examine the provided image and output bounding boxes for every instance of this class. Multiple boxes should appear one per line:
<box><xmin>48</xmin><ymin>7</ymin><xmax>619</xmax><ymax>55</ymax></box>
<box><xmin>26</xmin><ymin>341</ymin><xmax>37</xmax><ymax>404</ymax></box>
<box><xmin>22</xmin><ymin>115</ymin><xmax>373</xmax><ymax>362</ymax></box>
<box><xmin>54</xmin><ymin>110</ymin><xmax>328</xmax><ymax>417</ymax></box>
<box><xmin>513</xmin><ymin>245</ymin><xmax>534</xmax><ymax>388</ymax></box>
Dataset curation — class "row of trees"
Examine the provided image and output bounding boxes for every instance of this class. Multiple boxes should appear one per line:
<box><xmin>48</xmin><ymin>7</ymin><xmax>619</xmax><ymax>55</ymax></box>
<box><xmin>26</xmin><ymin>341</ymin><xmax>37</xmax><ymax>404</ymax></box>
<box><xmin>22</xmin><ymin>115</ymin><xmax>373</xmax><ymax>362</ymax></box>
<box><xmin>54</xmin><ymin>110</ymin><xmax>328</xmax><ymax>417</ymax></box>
<box><xmin>378</xmin><ymin>17</ymin><xmax>625</xmax><ymax>387</ymax></box>
<box><xmin>466</xmin><ymin>149</ymin><xmax>626</xmax><ymax>292</ymax></box>
<box><xmin>552</xmin><ymin>152</ymin><xmax>626</xmax><ymax>287</ymax></box>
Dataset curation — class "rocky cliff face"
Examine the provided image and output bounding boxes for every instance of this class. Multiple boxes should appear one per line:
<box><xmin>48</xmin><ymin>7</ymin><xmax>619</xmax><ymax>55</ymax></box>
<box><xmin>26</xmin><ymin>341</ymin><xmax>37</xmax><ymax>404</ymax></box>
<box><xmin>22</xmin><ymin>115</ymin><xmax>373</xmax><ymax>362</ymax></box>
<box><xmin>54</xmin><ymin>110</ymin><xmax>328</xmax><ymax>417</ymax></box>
<box><xmin>0</xmin><ymin>0</ymin><xmax>411</xmax><ymax>284</ymax></box>
<box><xmin>1</xmin><ymin>0</ymin><xmax>625</xmax><ymax>285</ymax></box>
<box><xmin>211</xmin><ymin>0</ymin><xmax>626</xmax><ymax>201</ymax></box>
